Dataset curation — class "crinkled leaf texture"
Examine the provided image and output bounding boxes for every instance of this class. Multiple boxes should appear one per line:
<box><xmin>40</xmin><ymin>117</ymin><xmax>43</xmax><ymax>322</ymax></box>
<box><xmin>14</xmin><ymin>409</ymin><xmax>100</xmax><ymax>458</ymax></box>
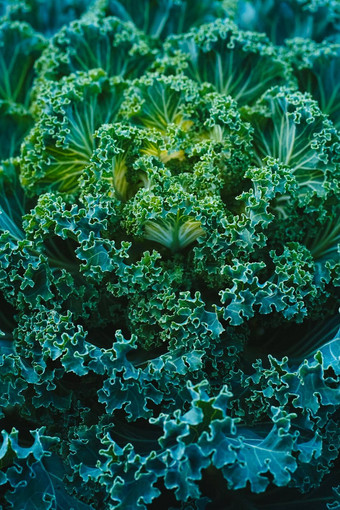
<box><xmin>0</xmin><ymin>1</ymin><xmax>339</xmax><ymax>509</ymax></box>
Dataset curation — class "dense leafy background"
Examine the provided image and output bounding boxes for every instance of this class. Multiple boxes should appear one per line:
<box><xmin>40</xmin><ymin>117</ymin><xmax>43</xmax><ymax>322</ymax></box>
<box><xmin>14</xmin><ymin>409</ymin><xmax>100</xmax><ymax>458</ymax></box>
<box><xmin>0</xmin><ymin>0</ymin><xmax>339</xmax><ymax>508</ymax></box>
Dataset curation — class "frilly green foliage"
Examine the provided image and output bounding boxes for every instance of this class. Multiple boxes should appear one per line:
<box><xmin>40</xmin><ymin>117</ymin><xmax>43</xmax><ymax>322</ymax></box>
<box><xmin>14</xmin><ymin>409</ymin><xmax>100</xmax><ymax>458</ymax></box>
<box><xmin>157</xmin><ymin>19</ymin><xmax>290</xmax><ymax>105</ymax></box>
<box><xmin>21</xmin><ymin>70</ymin><xmax>127</xmax><ymax>194</ymax></box>
<box><xmin>91</xmin><ymin>0</ymin><xmax>230</xmax><ymax>39</ymax></box>
<box><xmin>35</xmin><ymin>16</ymin><xmax>155</xmax><ymax>82</ymax></box>
<box><xmin>225</xmin><ymin>0</ymin><xmax>340</xmax><ymax>45</ymax></box>
<box><xmin>287</xmin><ymin>39</ymin><xmax>340</xmax><ymax>129</ymax></box>
<box><xmin>0</xmin><ymin>21</ymin><xmax>46</xmax><ymax>108</ymax></box>
<box><xmin>0</xmin><ymin>0</ymin><xmax>96</xmax><ymax>36</ymax></box>
<box><xmin>0</xmin><ymin>0</ymin><xmax>339</xmax><ymax>509</ymax></box>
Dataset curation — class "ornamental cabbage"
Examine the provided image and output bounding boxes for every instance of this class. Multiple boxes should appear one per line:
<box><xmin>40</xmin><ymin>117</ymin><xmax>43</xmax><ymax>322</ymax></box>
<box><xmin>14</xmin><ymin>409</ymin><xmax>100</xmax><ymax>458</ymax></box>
<box><xmin>0</xmin><ymin>1</ymin><xmax>339</xmax><ymax>509</ymax></box>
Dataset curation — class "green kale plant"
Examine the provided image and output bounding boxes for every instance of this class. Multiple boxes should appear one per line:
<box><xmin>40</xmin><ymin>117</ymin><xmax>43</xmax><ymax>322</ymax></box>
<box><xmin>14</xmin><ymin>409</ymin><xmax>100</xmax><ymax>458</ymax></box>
<box><xmin>0</xmin><ymin>0</ymin><xmax>339</xmax><ymax>508</ymax></box>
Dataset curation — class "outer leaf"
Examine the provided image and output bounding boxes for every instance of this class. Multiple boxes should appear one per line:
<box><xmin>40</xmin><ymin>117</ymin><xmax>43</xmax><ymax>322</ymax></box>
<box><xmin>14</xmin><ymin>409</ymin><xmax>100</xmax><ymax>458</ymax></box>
<box><xmin>5</xmin><ymin>0</ymin><xmax>95</xmax><ymax>36</ymax></box>
<box><xmin>160</xmin><ymin>19</ymin><xmax>290</xmax><ymax>105</ymax></box>
<box><xmin>21</xmin><ymin>70</ymin><xmax>127</xmax><ymax>194</ymax></box>
<box><xmin>230</xmin><ymin>0</ymin><xmax>340</xmax><ymax>45</ymax></box>
<box><xmin>288</xmin><ymin>39</ymin><xmax>340</xmax><ymax>129</ymax></box>
<box><xmin>243</xmin><ymin>87</ymin><xmax>338</xmax><ymax>206</ymax></box>
<box><xmin>93</xmin><ymin>0</ymin><xmax>228</xmax><ymax>39</ymax></box>
<box><xmin>5</xmin><ymin>455</ymin><xmax>94</xmax><ymax>509</ymax></box>
<box><xmin>36</xmin><ymin>16</ymin><xmax>154</xmax><ymax>82</ymax></box>
<box><xmin>0</xmin><ymin>21</ymin><xmax>46</xmax><ymax>107</ymax></box>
